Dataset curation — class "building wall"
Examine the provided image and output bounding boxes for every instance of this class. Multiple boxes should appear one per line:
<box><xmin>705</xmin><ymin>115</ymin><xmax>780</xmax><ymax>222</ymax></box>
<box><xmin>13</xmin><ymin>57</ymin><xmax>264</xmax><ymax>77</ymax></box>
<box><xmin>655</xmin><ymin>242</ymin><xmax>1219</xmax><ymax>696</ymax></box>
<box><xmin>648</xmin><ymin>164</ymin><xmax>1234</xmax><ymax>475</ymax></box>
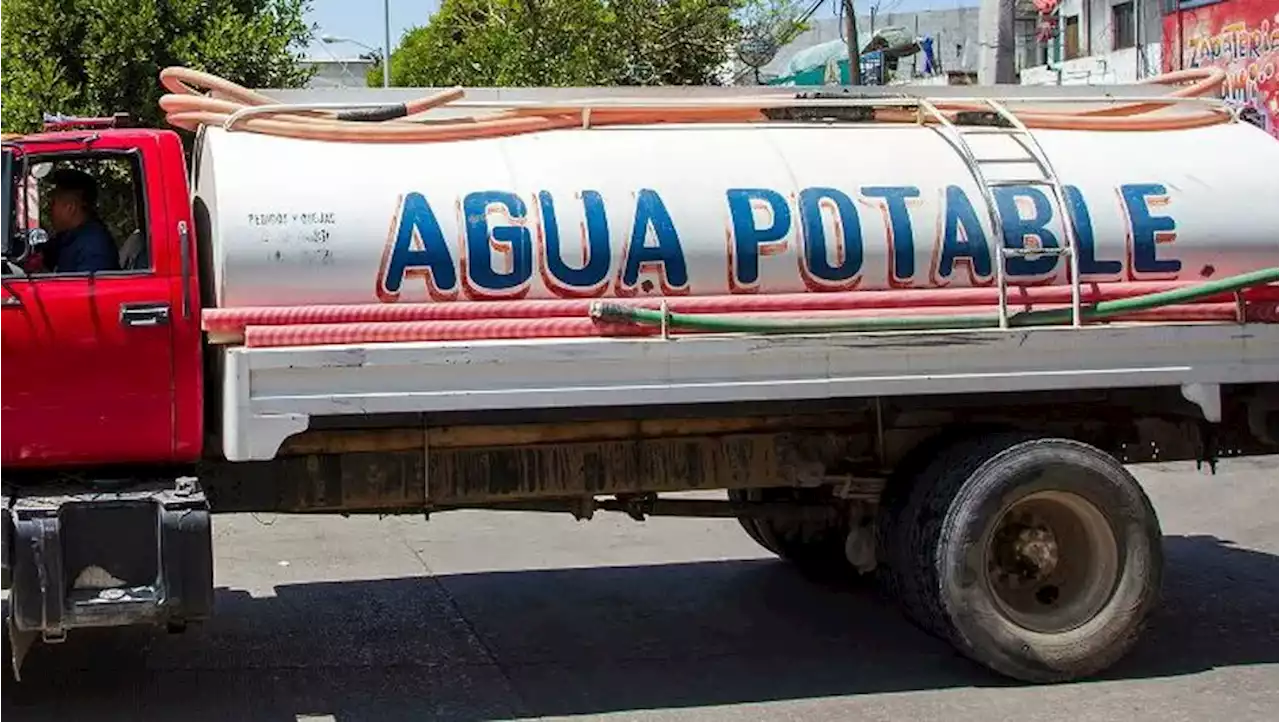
<box><xmin>1020</xmin><ymin>42</ymin><xmax>1162</xmax><ymax>83</ymax></box>
<box><xmin>755</xmin><ymin>2</ymin><xmax>1166</xmax><ymax>87</ymax></box>
<box><xmin>301</xmin><ymin>58</ymin><xmax>377</xmax><ymax>89</ymax></box>
<box><xmin>1017</xmin><ymin>0</ymin><xmax>1165</xmax><ymax>83</ymax></box>
<box><xmin>758</xmin><ymin>9</ymin><xmax>983</xmax><ymax>82</ymax></box>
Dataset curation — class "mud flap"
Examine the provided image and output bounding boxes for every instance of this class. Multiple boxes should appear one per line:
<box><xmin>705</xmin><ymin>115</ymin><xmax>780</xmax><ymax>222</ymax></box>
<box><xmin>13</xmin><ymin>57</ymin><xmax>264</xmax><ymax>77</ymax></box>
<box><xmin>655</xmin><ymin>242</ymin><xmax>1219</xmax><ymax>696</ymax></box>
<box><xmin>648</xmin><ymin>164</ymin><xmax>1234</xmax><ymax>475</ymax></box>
<box><xmin>2</xmin><ymin>478</ymin><xmax>213</xmax><ymax>681</ymax></box>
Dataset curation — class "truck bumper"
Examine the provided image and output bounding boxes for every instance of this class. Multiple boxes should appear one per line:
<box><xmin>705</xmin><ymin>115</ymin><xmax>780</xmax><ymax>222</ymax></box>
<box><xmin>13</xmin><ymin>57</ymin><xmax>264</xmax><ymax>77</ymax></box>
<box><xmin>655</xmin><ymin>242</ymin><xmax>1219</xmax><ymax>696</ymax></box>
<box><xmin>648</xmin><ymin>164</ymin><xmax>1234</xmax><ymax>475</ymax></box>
<box><xmin>2</xmin><ymin>478</ymin><xmax>213</xmax><ymax>674</ymax></box>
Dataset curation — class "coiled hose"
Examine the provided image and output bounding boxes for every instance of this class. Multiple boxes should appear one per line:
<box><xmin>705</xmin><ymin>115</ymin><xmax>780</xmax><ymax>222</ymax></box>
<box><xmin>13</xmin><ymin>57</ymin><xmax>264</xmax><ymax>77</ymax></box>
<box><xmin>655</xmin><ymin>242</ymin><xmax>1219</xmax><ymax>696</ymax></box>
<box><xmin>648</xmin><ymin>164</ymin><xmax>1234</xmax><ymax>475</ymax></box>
<box><xmin>158</xmin><ymin>66</ymin><xmax>1237</xmax><ymax>143</ymax></box>
<box><xmin>590</xmin><ymin>267</ymin><xmax>1280</xmax><ymax>335</ymax></box>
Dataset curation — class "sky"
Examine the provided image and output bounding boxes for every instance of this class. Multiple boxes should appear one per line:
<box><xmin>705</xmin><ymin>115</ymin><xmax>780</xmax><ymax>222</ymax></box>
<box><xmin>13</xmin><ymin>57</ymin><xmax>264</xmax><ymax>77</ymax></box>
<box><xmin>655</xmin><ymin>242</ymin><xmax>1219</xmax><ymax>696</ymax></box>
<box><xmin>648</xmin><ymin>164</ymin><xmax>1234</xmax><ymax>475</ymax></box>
<box><xmin>302</xmin><ymin>0</ymin><xmax>980</xmax><ymax>60</ymax></box>
<box><xmin>303</xmin><ymin>0</ymin><xmax>439</xmax><ymax>60</ymax></box>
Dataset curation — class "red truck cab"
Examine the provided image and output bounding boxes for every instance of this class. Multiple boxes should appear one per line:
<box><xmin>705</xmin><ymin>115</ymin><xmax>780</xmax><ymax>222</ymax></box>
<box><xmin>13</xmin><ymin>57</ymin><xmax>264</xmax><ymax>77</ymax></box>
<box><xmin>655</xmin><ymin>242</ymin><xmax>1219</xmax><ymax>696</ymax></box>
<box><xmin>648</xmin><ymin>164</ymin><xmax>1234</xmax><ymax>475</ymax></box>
<box><xmin>2</xmin><ymin>125</ymin><xmax>204</xmax><ymax>470</ymax></box>
<box><xmin>3</xmin><ymin>124</ymin><xmax>215</xmax><ymax>680</ymax></box>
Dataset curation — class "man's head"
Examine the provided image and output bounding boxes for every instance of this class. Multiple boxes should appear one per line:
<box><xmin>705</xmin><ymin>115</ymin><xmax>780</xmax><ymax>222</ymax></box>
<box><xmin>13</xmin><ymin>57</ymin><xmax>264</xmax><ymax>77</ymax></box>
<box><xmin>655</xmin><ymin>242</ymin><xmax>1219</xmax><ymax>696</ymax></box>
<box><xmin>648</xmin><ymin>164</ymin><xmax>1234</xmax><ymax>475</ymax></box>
<box><xmin>48</xmin><ymin>168</ymin><xmax>98</xmax><ymax>233</ymax></box>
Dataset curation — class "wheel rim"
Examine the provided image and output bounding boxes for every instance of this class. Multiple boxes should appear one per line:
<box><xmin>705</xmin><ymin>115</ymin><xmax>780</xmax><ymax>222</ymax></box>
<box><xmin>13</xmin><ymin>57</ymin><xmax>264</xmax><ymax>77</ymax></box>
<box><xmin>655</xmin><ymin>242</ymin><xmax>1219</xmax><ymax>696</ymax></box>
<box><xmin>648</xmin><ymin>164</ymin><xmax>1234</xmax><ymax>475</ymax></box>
<box><xmin>982</xmin><ymin>489</ymin><xmax>1120</xmax><ymax>634</ymax></box>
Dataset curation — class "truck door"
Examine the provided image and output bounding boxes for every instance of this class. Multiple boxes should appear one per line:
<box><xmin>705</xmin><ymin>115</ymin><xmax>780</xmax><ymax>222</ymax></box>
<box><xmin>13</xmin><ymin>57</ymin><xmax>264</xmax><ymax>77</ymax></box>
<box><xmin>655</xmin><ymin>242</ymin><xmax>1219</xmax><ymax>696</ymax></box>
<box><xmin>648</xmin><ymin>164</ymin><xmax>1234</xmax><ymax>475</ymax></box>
<box><xmin>1</xmin><ymin>136</ymin><xmax>177</xmax><ymax>468</ymax></box>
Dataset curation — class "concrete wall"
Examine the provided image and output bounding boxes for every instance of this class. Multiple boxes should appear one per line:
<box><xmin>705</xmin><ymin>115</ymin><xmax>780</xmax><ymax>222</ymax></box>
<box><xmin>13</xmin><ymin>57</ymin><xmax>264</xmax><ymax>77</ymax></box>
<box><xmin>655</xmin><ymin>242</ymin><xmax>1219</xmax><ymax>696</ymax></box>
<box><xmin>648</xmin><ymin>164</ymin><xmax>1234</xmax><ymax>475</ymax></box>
<box><xmin>1018</xmin><ymin>0</ymin><xmax>1164</xmax><ymax>84</ymax></box>
<box><xmin>758</xmin><ymin>9</ymin><xmax>982</xmax><ymax>81</ymax></box>
<box><xmin>1020</xmin><ymin>42</ymin><xmax>1162</xmax><ymax>84</ymax></box>
<box><xmin>301</xmin><ymin>58</ymin><xmax>377</xmax><ymax>89</ymax></box>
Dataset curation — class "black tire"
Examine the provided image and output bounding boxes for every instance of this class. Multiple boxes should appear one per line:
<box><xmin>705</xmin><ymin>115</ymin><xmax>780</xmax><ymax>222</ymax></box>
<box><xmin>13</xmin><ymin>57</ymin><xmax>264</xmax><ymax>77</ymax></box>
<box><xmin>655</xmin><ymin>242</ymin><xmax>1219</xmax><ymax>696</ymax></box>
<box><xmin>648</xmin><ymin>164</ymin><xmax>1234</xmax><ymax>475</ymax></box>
<box><xmin>727</xmin><ymin>488</ymin><xmax>782</xmax><ymax>554</ymax></box>
<box><xmin>881</xmin><ymin>433</ymin><xmax>1163</xmax><ymax>683</ymax></box>
<box><xmin>875</xmin><ymin>426</ymin><xmax>1001</xmax><ymax>606</ymax></box>
<box><xmin>731</xmin><ymin>510</ymin><xmax>781</xmax><ymax>556</ymax></box>
<box><xmin>728</xmin><ymin>487</ymin><xmax>853</xmax><ymax>576</ymax></box>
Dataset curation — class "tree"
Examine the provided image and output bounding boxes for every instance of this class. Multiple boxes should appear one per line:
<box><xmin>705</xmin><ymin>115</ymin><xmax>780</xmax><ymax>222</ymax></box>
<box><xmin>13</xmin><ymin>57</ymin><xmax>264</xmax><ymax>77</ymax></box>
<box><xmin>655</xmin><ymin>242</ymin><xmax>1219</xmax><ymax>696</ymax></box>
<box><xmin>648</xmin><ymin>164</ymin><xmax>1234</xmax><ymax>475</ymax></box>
<box><xmin>372</xmin><ymin>0</ymin><xmax>767</xmax><ymax>88</ymax></box>
<box><xmin>734</xmin><ymin>0</ymin><xmax>814</xmax><ymax>82</ymax></box>
<box><xmin>738</xmin><ymin>0</ymin><xmax>811</xmax><ymax>53</ymax></box>
<box><xmin>607</xmin><ymin>0</ymin><xmax>742</xmax><ymax>85</ymax></box>
<box><xmin>1</xmin><ymin>0</ymin><xmax>316</xmax><ymax>134</ymax></box>
<box><xmin>370</xmin><ymin>0</ymin><xmax>617</xmax><ymax>87</ymax></box>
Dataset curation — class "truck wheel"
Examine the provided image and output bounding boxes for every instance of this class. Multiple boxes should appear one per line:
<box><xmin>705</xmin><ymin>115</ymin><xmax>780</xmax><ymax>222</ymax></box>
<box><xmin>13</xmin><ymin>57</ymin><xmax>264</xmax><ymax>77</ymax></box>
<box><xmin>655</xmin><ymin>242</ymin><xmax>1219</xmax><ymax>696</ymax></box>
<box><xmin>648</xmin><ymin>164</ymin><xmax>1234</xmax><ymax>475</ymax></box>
<box><xmin>727</xmin><ymin>488</ymin><xmax>854</xmax><ymax>575</ymax></box>
<box><xmin>881</xmin><ymin>434</ymin><xmax>1163</xmax><ymax>682</ymax></box>
<box><xmin>875</xmin><ymin>427</ymin><xmax>996</xmax><ymax>605</ymax></box>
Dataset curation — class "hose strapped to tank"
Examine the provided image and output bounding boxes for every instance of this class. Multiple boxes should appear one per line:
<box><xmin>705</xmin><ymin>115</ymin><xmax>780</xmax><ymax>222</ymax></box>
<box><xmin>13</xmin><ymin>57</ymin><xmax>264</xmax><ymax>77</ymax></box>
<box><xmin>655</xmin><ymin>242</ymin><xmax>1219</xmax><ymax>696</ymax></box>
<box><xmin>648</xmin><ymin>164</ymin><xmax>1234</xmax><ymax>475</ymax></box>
<box><xmin>589</xmin><ymin>267</ymin><xmax>1280</xmax><ymax>334</ymax></box>
<box><xmin>157</xmin><ymin>66</ymin><xmax>1239</xmax><ymax>144</ymax></box>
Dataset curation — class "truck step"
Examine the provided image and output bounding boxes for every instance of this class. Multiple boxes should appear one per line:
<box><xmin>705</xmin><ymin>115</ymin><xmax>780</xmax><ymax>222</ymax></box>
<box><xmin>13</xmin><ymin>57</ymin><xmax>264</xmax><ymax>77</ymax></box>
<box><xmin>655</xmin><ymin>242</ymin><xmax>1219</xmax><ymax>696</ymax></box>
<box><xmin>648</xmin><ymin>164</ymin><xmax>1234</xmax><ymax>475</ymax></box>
<box><xmin>986</xmin><ymin>178</ymin><xmax>1051</xmax><ymax>187</ymax></box>
<box><xmin>65</xmin><ymin>585</ymin><xmax>164</xmax><ymax>628</ymax></box>
<box><xmin>972</xmin><ymin>157</ymin><xmax>1039</xmax><ymax>164</ymax></box>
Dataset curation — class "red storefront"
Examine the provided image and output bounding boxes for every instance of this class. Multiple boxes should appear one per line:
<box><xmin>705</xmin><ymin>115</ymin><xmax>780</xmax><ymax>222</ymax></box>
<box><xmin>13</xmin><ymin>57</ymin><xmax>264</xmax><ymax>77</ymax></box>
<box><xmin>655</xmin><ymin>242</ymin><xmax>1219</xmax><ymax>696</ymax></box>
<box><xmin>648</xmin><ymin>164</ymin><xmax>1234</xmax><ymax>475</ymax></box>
<box><xmin>1163</xmin><ymin>0</ymin><xmax>1279</xmax><ymax>137</ymax></box>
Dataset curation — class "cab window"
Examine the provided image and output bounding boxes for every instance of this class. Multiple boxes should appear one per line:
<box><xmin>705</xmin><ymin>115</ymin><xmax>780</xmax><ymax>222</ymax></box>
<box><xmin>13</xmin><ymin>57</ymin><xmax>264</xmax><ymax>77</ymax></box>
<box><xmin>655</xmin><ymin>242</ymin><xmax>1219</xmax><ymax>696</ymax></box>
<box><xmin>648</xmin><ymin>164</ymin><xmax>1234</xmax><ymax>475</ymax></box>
<box><xmin>18</xmin><ymin>152</ymin><xmax>151</xmax><ymax>276</ymax></box>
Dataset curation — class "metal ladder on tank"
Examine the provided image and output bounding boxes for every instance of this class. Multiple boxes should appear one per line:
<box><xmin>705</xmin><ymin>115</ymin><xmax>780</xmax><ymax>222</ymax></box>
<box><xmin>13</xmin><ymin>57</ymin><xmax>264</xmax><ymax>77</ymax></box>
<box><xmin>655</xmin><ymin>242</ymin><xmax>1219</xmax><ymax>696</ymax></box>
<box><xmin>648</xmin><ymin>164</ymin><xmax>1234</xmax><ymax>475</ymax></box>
<box><xmin>916</xmin><ymin>98</ymin><xmax>1084</xmax><ymax>329</ymax></box>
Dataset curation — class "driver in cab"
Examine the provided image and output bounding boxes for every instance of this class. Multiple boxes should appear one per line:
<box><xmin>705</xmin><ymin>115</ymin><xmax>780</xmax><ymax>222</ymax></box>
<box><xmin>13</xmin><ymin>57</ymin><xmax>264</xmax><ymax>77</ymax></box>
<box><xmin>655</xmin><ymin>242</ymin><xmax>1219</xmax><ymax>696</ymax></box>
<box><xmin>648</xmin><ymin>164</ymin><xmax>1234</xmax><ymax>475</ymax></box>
<box><xmin>31</xmin><ymin>169</ymin><xmax>119</xmax><ymax>274</ymax></box>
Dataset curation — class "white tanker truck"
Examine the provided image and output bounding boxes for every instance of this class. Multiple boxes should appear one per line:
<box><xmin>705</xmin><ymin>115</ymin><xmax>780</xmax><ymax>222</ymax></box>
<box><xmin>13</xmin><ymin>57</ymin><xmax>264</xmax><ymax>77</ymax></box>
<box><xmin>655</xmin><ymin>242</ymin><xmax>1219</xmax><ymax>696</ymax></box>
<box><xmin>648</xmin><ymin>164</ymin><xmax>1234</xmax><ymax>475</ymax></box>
<box><xmin>1</xmin><ymin>67</ymin><xmax>1277</xmax><ymax>684</ymax></box>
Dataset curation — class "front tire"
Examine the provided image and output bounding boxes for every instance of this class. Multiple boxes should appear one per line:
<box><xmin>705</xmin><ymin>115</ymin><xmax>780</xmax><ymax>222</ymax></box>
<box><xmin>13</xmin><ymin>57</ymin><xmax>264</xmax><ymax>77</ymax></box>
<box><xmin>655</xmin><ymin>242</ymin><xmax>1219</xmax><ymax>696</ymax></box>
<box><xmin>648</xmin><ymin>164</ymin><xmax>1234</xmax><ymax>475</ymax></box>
<box><xmin>881</xmin><ymin>434</ymin><xmax>1163</xmax><ymax>682</ymax></box>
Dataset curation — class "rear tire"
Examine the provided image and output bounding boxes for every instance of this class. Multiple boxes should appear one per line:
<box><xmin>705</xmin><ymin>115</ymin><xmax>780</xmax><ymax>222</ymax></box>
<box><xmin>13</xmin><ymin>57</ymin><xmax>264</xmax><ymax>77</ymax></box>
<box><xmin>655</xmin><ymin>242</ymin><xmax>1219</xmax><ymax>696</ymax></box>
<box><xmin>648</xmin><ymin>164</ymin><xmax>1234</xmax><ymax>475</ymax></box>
<box><xmin>879</xmin><ymin>434</ymin><xmax>1163</xmax><ymax>682</ymax></box>
<box><xmin>728</xmin><ymin>488</ymin><xmax>854</xmax><ymax>576</ymax></box>
<box><xmin>875</xmin><ymin>427</ymin><xmax>995</xmax><ymax>606</ymax></box>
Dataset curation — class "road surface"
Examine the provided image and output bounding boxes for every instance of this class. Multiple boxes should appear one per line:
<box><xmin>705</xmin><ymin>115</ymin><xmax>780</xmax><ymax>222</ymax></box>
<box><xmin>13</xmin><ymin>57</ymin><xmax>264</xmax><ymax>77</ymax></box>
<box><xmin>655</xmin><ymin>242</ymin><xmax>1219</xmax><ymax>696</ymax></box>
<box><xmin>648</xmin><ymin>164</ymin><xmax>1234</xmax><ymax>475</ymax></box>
<box><xmin>3</xmin><ymin>456</ymin><xmax>1276</xmax><ymax>721</ymax></box>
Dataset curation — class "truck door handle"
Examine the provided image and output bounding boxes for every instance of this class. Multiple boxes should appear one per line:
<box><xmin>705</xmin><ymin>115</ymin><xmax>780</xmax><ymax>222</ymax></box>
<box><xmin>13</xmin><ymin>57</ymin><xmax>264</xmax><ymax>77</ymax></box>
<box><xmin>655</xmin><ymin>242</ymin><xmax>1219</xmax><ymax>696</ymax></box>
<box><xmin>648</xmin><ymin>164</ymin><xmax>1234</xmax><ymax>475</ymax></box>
<box><xmin>120</xmin><ymin>303</ymin><xmax>171</xmax><ymax>327</ymax></box>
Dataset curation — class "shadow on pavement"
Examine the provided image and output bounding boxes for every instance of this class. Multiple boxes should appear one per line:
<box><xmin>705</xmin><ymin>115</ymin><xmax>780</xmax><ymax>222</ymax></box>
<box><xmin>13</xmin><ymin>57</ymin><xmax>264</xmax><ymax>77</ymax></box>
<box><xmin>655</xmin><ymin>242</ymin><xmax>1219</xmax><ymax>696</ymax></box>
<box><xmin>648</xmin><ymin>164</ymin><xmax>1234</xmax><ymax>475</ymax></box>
<box><xmin>2</xmin><ymin>534</ymin><xmax>1275</xmax><ymax>721</ymax></box>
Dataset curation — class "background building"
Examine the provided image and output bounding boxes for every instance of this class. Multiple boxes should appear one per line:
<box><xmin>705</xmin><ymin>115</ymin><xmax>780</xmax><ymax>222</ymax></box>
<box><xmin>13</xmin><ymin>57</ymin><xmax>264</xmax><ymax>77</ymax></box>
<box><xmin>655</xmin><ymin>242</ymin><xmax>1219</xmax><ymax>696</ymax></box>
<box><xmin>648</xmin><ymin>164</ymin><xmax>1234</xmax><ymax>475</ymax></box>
<box><xmin>755</xmin><ymin>0</ymin><xmax>1165</xmax><ymax>86</ymax></box>
<box><xmin>754</xmin><ymin>6</ymin><xmax>984</xmax><ymax>85</ymax></box>
<box><xmin>1014</xmin><ymin>0</ymin><xmax>1164</xmax><ymax>85</ymax></box>
<box><xmin>300</xmin><ymin>57</ymin><xmax>377</xmax><ymax>89</ymax></box>
<box><xmin>1160</xmin><ymin>0</ymin><xmax>1277</xmax><ymax>136</ymax></box>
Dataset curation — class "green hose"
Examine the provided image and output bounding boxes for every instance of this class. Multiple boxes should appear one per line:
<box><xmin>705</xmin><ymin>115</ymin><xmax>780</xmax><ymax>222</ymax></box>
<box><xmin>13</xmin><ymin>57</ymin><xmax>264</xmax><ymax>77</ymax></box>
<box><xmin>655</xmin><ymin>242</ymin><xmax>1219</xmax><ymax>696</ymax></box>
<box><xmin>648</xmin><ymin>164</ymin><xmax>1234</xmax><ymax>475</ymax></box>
<box><xmin>590</xmin><ymin>267</ymin><xmax>1280</xmax><ymax>334</ymax></box>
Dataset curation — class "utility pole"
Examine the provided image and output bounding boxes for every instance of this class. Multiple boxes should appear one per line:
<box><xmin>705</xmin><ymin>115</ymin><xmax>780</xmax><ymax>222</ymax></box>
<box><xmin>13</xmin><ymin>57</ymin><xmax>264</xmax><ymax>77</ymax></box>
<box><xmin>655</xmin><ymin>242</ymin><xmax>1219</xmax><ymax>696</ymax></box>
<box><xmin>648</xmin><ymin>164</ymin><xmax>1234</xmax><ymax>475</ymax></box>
<box><xmin>1134</xmin><ymin>0</ymin><xmax>1144</xmax><ymax>79</ymax></box>
<box><xmin>382</xmin><ymin>0</ymin><xmax>392</xmax><ymax>88</ymax></box>
<box><xmin>843</xmin><ymin>0</ymin><xmax>861</xmax><ymax>85</ymax></box>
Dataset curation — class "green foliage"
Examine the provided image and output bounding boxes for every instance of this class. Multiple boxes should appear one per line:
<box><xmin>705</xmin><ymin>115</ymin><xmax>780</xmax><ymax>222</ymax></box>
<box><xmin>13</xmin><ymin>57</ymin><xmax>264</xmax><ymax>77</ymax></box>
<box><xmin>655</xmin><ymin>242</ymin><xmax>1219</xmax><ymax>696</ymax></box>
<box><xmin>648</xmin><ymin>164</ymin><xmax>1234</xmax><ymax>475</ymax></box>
<box><xmin>732</xmin><ymin>0</ymin><xmax>812</xmax><ymax>82</ymax></box>
<box><xmin>371</xmin><ymin>0</ymin><xmax>789</xmax><ymax>88</ymax></box>
<box><xmin>738</xmin><ymin>0</ymin><xmax>811</xmax><ymax>51</ymax></box>
<box><xmin>1</xmin><ymin>0</ymin><xmax>316</xmax><ymax>134</ymax></box>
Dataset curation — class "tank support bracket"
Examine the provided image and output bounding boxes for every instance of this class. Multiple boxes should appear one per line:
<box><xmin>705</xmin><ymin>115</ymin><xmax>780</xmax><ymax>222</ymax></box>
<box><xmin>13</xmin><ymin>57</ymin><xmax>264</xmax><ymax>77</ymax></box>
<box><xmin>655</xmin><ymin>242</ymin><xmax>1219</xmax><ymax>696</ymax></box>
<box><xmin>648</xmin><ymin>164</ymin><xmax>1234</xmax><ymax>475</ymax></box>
<box><xmin>1180</xmin><ymin>382</ymin><xmax>1222</xmax><ymax>423</ymax></box>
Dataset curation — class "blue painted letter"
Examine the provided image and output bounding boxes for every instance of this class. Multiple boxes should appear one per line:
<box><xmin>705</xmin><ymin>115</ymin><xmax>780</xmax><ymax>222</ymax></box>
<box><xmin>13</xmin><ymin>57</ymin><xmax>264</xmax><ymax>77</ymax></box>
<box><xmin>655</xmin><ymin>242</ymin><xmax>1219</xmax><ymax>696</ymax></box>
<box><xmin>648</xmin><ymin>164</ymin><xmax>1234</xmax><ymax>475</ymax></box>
<box><xmin>937</xmin><ymin>186</ymin><xmax>992</xmax><ymax>282</ymax></box>
<box><xmin>1064</xmin><ymin>185</ymin><xmax>1121</xmax><ymax>277</ymax></box>
<box><xmin>619</xmin><ymin>189</ymin><xmax>689</xmax><ymax>292</ymax></box>
<box><xmin>993</xmin><ymin>185</ymin><xmax>1060</xmax><ymax>277</ymax></box>
<box><xmin>1120</xmin><ymin>183</ymin><xmax>1181</xmax><ymax>277</ymax></box>
<box><xmin>379</xmin><ymin>192</ymin><xmax>457</xmax><ymax>301</ymax></box>
<box><xmin>861</xmin><ymin>185</ymin><xmax>919</xmax><ymax>282</ymax></box>
<box><xmin>540</xmin><ymin>190</ymin><xmax>611</xmax><ymax>293</ymax></box>
<box><xmin>798</xmin><ymin>187</ymin><xmax>863</xmax><ymax>288</ymax></box>
<box><xmin>464</xmin><ymin>191</ymin><xmax>534</xmax><ymax>295</ymax></box>
<box><xmin>727</xmin><ymin>188</ymin><xmax>791</xmax><ymax>290</ymax></box>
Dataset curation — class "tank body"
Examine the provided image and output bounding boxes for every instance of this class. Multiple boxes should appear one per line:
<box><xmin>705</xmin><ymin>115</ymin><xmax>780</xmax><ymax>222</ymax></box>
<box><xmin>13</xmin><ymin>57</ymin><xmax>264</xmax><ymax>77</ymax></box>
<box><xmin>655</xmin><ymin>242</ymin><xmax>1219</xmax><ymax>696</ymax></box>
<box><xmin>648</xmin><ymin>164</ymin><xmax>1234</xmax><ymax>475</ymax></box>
<box><xmin>192</xmin><ymin>120</ymin><xmax>1280</xmax><ymax>308</ymax></box>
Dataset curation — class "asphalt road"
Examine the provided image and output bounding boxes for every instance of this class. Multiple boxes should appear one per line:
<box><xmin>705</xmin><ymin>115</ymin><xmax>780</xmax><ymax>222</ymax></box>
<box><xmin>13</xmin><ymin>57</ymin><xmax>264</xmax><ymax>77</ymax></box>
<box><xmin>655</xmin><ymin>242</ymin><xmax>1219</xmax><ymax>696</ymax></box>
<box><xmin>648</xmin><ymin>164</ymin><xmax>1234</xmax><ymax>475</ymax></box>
<box><xmin>3</xmin><ymin>456</ymin><xmax>1276</xmax><ymax>721</ymax></box>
